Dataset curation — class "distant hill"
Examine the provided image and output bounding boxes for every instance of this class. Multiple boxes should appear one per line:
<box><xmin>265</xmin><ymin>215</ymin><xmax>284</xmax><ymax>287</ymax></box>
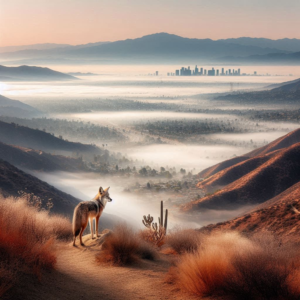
<box><xmin>0</xmin><ymin>33</ymin><xmax>287</xmax><ymax>63</ymax></box>
<box><xmin>0</xmin><ymin>65</ymin><xmax>77</xmax><ymax>81</ymax></box>
<box><xmin>183</xmin><ymin>129</ymin><xmax>300</xmax><ymax>211</ymax></box>
<box><xmin>0</xmin><ymin>94</ymin><xmax>41</xmax><ymax>118</ymax></box>
<box><xmin>0</xmin><ymin>141</ymin><xmax>88</xmax><ymax>172</ymax></box>
<box><xmin>220</xmin><ymin>37</ymin><xmax>300</xmax><ymax>53</ymax></box>
<box><xmin>272</xmin><ymin>79</ymin><xmax>300</xmax><ymax>92</ymax></box>
<box><xmin>204</xmin><ymin>181</ymin><xmax>300</xmax><ymax>242</ymax></box>
<box><xmin>0</xmin><ymin>120</ymin><xmax>100</xmax><ymax>156</ymax></box>
<box><xmin>265</xmin><ymin>78</ymin><xmax>300</xmax><ymax>89</ymax></box>
<box><xmin>216</xmin><ymin>78</ymin><xmax>300</xmax><ymax>103</ymax></box>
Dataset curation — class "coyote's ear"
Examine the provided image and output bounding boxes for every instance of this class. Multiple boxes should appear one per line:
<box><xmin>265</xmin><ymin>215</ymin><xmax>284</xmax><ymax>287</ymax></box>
<box><xmin>104</xmin><ymin>187</ymin><xmax>110</xmax><ymax>192</ymax></box>
<box><xmin>99</xmin><ymin>187</ymin><xmax>104</xmax><ymax>194</ymax></box>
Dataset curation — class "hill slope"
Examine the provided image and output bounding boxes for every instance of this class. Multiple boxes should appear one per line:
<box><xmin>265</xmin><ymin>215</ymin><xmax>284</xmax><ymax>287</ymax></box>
<box><xmin>199</xmin><ymin>128</ymin><xmax>300</xmax><ymax>179</ymax></box>
<box><xmin>184</xmin><ymin>129</ymin><xmax>300</xmax><ymax>212</ymax></box>
<box><xmin>0</xmin><ymin>65</ymin><xmax>77</xmax><ymax>81</ymax></box>
<box><xmin>185</xmin><ymin>143</ymin><xmax>300</xmax><ymax>211</ymax></box>
<box><xmin>0</xmin><ymin>120</ymin><xmax>100</xmax><ymax>155</ymax></box>
<box><xmin>204</xmin><ymin>181</ymin><xmax>300</xmax><ymax>241</ymax></box>
<box><xmin>0</xmin><ymin>94</ymin><xmax>41</xmax><ymax>118</ymax></box>
<box><xmin>0</xmin><ymin>159</ymin><xmax>79</xmax><ymax>215</ymax></box>
<box><xmin>0</xmin><ymin>141</ymin><xmax>88</xmax><ymax>172</ymax></box>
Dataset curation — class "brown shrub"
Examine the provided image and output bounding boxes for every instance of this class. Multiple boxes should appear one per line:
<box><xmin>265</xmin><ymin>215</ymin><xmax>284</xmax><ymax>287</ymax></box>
<box><xmin>167</xmin><ymin>231</ymin><xmax>300</xmax><ymax>300</ymax></box>
<box><xmin>0</xmin><ymin>196</ymin><xmax>72</xmax><ymax>297</ymax></box>
<box><xmin>96</xmin><ymin>224</ymin><xmax>158</xmax><ymax>266</ymax></box>
<box><xmin>138</xmin><ymin>228</ymin><xmax>165</xmax><ymax>247</ymax></box>
<box><xmin>165</xmin><ymin>228</ymin><xmax>203</xmax><ymax>254</ymax></box>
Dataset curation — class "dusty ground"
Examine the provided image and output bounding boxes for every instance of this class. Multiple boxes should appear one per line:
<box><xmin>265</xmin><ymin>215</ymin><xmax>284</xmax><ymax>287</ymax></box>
<box><xmin>4</xmin><ymin>233</ymin><xmax>200</xmax><ymax>300</ymax></box>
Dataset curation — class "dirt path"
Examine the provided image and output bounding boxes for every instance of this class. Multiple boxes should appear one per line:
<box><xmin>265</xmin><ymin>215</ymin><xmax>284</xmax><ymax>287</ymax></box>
<box><xmin>5</xmin><ymin>234</ymin><xmax>199</xmax><ymax>300</ymax></box>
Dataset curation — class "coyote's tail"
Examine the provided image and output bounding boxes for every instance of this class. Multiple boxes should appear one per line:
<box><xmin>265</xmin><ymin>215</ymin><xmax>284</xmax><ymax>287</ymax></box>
<box><xmin>72</xmin><ymin>204</ymin><xmax>82</xmax><ymax>237</ymax></box>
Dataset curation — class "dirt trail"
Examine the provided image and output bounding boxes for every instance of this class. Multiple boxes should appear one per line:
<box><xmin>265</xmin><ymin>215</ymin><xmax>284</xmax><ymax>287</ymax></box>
<box><xmin>5</xmin><ymin>234</ymin><xmax>198</xmax><ymax>300</ymax></box>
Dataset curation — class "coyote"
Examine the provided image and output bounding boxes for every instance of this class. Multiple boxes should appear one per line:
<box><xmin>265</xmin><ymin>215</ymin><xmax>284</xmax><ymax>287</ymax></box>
<box><xmin>72</xmin><ymin>186</ymin><xmax>112</xmax><ymax>246</ymax></box>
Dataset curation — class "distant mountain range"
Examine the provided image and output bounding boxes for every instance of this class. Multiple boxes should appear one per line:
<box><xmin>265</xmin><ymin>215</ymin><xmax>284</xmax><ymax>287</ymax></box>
<box><xmin>183</xmin><ymin>128</ymin><xmax>300</xmax><ymax>212</ymax></box>
<box><xmin>0</xmin><ymin>43</ymin><xmax>72</xmax><ymax>53</ymax></box>
<box><xmin>0</xmin><ymin>65</ymin><xmax>77</xmax><ymax>81</ymax></box>
<box><xmin>219</xmin><ymin>37</ymin><xmax>300</xmax><ymax>53</ymax></box>
<box><xmin>221</xmin><ymin>51</ymin><xmax>300</xmax><ymax>65</ymax></box>
<box><xmin>2</xmin><ymin>33</ymin><xmax>299</xmax><ymax>64</ymax></box>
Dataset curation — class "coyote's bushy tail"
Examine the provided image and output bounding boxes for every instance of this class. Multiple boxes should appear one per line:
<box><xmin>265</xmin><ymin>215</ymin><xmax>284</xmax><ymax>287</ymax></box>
<box><xmin>72</xmin><ymin>205</ymin><xmax>82</xmax><ymax>237</ymax></box>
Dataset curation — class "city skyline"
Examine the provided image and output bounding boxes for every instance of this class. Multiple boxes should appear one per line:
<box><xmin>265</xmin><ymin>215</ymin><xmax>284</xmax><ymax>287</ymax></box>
<box><xmin>1</xmin><ymin>0</ymin><xmax>300</xmax><ymax>47</ymax></box>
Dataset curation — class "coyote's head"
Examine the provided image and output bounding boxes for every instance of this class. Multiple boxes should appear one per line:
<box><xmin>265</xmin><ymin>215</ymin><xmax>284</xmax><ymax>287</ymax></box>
<box><xmin>99</xmin><ymin>186</ymin><xmax>113</xmax><ymax>205</ymax></box>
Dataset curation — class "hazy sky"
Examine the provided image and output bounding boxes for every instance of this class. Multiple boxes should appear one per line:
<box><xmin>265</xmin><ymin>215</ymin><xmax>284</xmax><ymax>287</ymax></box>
<box><xmin>1</xmin><ymin>0</ymin><xmax>300</xmax><ymax>47</ymax></box>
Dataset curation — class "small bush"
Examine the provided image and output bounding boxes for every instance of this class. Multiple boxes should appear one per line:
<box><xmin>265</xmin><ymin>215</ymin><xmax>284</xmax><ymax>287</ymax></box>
<box><xmin>96</xmin><ymin>224</ymin><xmax>158</xmax><ymax>266</ymax></box>
<box><xmin>166</xmin><ymin>229</ymin><xmax>203</xmax><ymax>254</ymax></box>
<box><xmin>0</xmin><ymin>196</ymin><xmax>72</xmax><ymax>297</ymax></box>
<box><xmin>167</xmin><ymin>231</ymin><xmax>300</xmax><ymax>300</ymax></box>
<box><xmin>138</xmin><ymin>228</ymin><xmax>165</xmax><ymax>247</ymax></box>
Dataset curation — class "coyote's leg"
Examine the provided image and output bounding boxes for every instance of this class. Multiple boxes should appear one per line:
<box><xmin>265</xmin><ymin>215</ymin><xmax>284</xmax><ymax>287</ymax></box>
<box><xmin>96</xmin><ymin>215</ymin><xmax>100</xmax><ymax>237</ymax></box>
<box><xmin>90</xmin><ymin>218</ymin><xmax>95</xmax><ymax>239</ymax></box>
<box><xmin>79</xmin><ymin>222</ymin><xmax>88</xmax><ymax>246</ymax></box>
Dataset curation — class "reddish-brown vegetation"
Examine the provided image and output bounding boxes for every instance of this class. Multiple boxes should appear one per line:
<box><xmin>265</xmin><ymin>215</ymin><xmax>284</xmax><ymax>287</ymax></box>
<box><xmin>165</xmin><ymin>229</ymin><xmax>203</xmax><ymax>254</ymax></box>
<box><xmin>167</xmin><ymin>231</ymin><xmax>300</xmax><ymax>299</ymax></box>
<box><xmin>96</xmin><ymin>225</ymin><xmax>158</xmax><ymax>266</ymax></box>
<box><xmin>0</xmin><ymin>196</ymin><xmax>72</xmax><ymax>297</ymax></box>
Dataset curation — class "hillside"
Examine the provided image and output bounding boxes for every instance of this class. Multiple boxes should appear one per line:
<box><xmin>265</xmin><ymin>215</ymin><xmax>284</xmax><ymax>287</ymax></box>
<box><xmin>0</xmin><ymin>94</ymin><xmax>41</xmax><ymax>118</ymax></box>
<box><xmin>185</xmin><ymin>143</ymin><xmax>300</xmax><ymax>211</ymax></box>
<box><xmin>0</xmin><ymin>120</ymin><xmax>100</xmax><ymax>155</ymax></box>
<box><xmin>204</xmin><ymin>181</ymin><xmax>300</xmax><ymax>241</ymax></box>
<box><xmin>216</xmin><ymin>77</ymin><xmax>300</xmax><ymax>104</ymax></box>
<box><xmin>0</xmin><ymin>141</ymin><xmax>88</xmax><ymax>172</ymax></box>
<box><xmin>0</xmin><ymin>159</ymin><xmax>123</xmax><ymax>229</ymax></box>
<box><xmin>199</xmin><ymin>128</ymin><xmax>300</xmax><ymax>178</ymax></box>
<box><xmin>184</xmin><ymin>129</ymin><xmax>300</xmax><ymax>212</ymax></box>
<box><xmin>0</xmin><ymin>65</ymin><xmax>77</xmax><ymax>81</ymax></box>
<box><xmin>0</xmin><ymin>159</ymin><xmax>79</xmax><ymax>215</ymax></box>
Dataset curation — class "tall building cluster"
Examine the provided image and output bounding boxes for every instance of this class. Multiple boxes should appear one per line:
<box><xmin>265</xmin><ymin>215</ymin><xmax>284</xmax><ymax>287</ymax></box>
<box><xmin>172</xmin><ymin>66</ymin><xmax>244</xmax><ymax>76</ymax></box>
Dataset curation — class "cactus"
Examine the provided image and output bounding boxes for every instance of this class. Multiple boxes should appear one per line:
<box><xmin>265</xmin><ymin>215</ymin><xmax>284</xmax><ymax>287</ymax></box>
<box><xmin>141</xmin><ymin>201</ymin><xmax>169</xmax><ymax>243</ymax></box>
<box><xmin>164</xmin><ymin>208</ymin><xmax>168</xmax><ymax>232</ymax></box>
<box><xmin>142</xmin><ymin>214</ymin><xmax>153</xmax><ymax>228</ymax></box>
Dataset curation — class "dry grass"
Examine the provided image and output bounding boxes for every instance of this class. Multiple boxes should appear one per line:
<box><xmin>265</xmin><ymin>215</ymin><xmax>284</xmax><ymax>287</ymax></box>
<box><xmin>96</xmin><ymin>224</ymin><xmax>158</xmax><ymax>266</ymax></box>
<box><xmin>167</xmin><ymin>231</ymin><xmax>300</xmax><ymax>300</ymax></box>
<box><xmin>165</xmin><ymin>228</ymin><xmax>203</xmax><ymax>254</ymax></box>
<box><xmin>0</xmin><ymin>196</ymin><xmax>72</xmax><ymax>297</ymax></box>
